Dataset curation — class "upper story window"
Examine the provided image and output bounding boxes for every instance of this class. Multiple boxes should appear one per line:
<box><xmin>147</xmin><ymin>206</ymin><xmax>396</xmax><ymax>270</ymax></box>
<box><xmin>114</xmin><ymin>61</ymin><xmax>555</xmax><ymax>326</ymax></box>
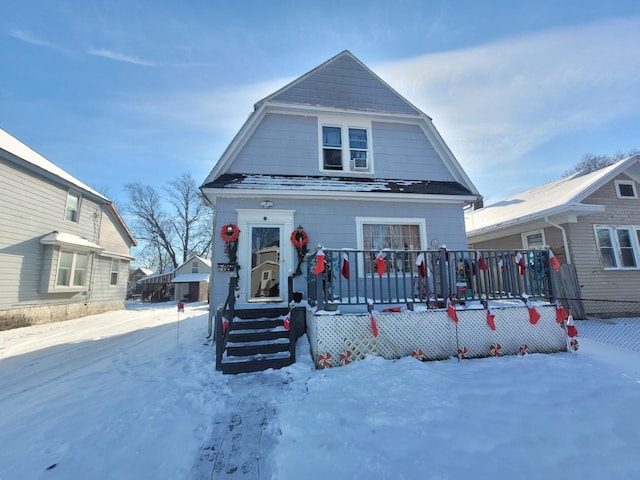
<box><xmin>191</xmin><ymin>261</ymin><xmax>199</xmax><ymax>273</ymax></box>
<box><xmin>65</xmin><ymin>191</ymin><xmax>81</xmax><ymax>222</ymax></box>
<box><xmin>320</xmin><ymin>119</ymin><xmax>372</xmax><ymax>173</ymax></box>
<box><xmin>615</xmin><ymin>180</ymin><xmax>638</xmax><ymax>199</ymax></box>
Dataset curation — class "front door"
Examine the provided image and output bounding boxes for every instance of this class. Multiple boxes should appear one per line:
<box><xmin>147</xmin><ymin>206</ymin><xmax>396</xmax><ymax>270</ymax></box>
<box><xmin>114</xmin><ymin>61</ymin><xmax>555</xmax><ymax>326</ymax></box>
<box><xmin>236</xmin><ymin>209</ymin><xmax>295</xmax><ymax>304</ymax></box>
<box><xmin>249</xmin><ymin>225</ymin><xmax>282</xmax><ymax>301</ymax></box>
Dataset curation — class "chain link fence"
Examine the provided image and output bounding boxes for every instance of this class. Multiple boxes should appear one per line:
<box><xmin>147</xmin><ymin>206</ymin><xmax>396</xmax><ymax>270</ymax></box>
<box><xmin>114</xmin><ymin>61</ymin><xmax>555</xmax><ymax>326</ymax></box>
<box><xmin>558</xmin><ymin>298</ymin><xmax>640</xmax><ymax>352</ymax></box>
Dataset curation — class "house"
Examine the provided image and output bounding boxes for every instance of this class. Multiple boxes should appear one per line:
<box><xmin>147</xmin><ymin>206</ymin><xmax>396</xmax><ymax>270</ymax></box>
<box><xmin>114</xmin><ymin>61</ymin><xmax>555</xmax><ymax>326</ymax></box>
<box><xmin>128</xmin><ymin>267</ymin><xmax>153</xmax><ymax>299</ymax></box>
<box><xmin>0</xmin><ymin>128</ymin><xmax>137</xmax><ymax>330</ymax></box>
<box><xmin>201</xmin><ymin>50</ymin><xmax>480</xmax><ymax>311</ymax></box>
<box><xmin>465</xmin><ymin>154</ymin><xmax>640</xmax><ymax>317</ymax></box>
<box><xmin>171</xmin><ymin>255</ymin><xmax>211</xmax><ymax>302</ymax></box>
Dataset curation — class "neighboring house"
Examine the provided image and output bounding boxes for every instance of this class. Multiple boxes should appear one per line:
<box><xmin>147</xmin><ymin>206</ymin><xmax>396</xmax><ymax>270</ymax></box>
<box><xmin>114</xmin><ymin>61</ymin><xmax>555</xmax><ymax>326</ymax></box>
<box><xmin>171</xmin><ymin>255</ymin><xmax>211</xmax><ymax>302</ymax></box>
<box><xmin>137</xmin><ymin>268</ymin><xmax>174</xmax><ymax>303</ymax></box>
<box><xmin>200</xmin><ymin>51</ymin><xmax>480</xmax><ymax>310</ymax></box>
<box><xmin>465</xmin><ymin>154</ymin><xmax>640</xmax><ymax>316</ymax></box>
<box><xmin>128</xmin><ymin>267</ymin><xmax>153</xmax><ymax>298</ymax></box>
<box><xmin>0</xmin><ymin>128</ymin><xmax>137</xmax><ymax>330</ymax></box>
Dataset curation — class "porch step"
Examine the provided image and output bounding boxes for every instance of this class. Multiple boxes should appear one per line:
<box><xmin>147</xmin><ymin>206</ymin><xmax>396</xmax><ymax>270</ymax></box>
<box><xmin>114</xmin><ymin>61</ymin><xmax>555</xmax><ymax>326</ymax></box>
<box><xmin>219</xmin><ymin>308</ymin><xmax>296</xmax><ymax>374</ymax></box>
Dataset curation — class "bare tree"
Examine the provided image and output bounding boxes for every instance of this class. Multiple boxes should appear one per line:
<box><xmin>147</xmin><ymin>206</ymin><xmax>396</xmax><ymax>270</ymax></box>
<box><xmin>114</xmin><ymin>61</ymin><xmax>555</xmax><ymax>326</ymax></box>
<box><xmin>124</xmin><ymin>173</ymin><xmax>212</xmax><ymax>271</ymax></box>
<box><xmin>124</xmin><ymin>183</ymin><xmax>178</xmax><ymax>269</ymax></box>
<box><xmin>563</xmin><ymin>149</ymin><xmax>639</xmax><ymax>177</ymax></box>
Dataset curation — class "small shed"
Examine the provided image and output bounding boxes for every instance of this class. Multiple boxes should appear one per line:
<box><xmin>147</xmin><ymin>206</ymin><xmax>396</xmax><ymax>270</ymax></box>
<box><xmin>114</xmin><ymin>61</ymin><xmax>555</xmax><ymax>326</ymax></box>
<box><xmin>171</xmin><ymin>256</ymin><xmax>211</xmax><ymax>302</ymax></box>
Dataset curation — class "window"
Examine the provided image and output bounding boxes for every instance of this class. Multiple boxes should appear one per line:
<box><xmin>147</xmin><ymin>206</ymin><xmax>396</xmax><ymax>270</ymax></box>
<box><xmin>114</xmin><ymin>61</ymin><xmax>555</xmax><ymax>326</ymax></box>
<box><xmin>615</xmin><ymin>180</ymin><xmax>638</xmax><ymax>199</ymax></box>
<box><xmin>110</xmin><ymin>258</ymin><xmax>120</xmax><ymax>285</ymax></box>
<box><xmin>320</xmin><ymin>120</ymin><xmax>371</xmax><ymax>172</ymax></box>
<box><xmin>594</xmin><ymin>226</ymin><xmax>639</xmax><ymax>269</ymax></box>
<box><xmin>65</xmin><ymin>191</ymin><xmax>81</xmax><ymax>222</ymax></box>
<box><xmin>356</xmin><ymin>217</ymin><xmax>426</xmax><ymax>275</ymax></box>
<box><xmin>56</xmin><ymin>251</ymin><xmax>88</xmax><ymax>287</ymax></box>
<box><xmin>522</xmin><ymin>230</ymin><xmax>545</xmax><ymax>249</ymax></box>
<box><xmin>191</xmin><ymin>261</ymin><xmax>199</xmax><ymax>274</ymax></box>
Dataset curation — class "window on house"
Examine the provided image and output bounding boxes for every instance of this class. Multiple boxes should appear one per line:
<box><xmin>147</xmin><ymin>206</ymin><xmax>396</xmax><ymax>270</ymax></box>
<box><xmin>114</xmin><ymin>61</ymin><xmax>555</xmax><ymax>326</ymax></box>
<box><xmin>65</xmin><ymin>191</ymin><xmax>81</xmax><ymax>222</ymax></box>
<box><xmin>357</xmin><ymin>217</ymin><xmax>425</xmax><ymax>275</ymax></box>
<box><xmin>522</xmin><ymin>230</ymin><xmax>545</xmax><ymax>249</ymax></box>
<box><xmin>110</xmin><ymin>258</ymin><xmax>120</xmax><ymax>285</ymax></box>
<box><xmin>320</xmin><ymin>121</ymin><xmax>371</xmax><ymax>172</ymax></box>
<box><xmin>615</xmin><ymin>180</ymin><xmax>638</xmax><ymax>199</ymax></box>
<box><xmin>191</xmin><ymin>261</ymin><xmax>199</xmax><ymax>274</ymax></box>
<box><xmin>595</xmin><ymin>226</ymin><xmax>639</xmax><ymax>269</ymax></box>
<box><xmin>56</xmin><ymin>251</ymin><xmax>88</xmax><ymax>287</ymax></box>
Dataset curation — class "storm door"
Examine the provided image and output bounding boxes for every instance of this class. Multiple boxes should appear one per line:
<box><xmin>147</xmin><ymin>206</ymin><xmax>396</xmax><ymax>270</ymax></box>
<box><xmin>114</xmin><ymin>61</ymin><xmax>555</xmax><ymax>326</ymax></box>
<box><xmin>248</xmin><ymin>225</ymin><xmax>283</xmax><ymax>302</ymax></box>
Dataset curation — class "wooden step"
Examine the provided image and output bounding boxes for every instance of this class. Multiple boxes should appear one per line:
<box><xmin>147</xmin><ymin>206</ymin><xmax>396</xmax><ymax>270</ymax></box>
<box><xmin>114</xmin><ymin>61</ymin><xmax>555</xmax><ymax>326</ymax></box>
<box><xmin>220</xmin><ymin>351</ymin><xmax>292</xmax><ymax>374</ymax></box>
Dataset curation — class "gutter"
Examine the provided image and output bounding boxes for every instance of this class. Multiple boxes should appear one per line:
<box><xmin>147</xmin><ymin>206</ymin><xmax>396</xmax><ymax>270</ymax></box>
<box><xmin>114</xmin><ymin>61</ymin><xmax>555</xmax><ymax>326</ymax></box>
<box><xmin>544</xmin><ymin>216</ymin><xmax>571</xmax><ymax>264</ymax></box>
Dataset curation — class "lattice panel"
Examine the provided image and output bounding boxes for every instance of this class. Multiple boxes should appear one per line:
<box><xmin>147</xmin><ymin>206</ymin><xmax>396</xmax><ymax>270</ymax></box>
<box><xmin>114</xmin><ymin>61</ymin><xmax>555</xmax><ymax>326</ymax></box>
<box><xmin>307</xmin><ymin>306</ymin><xmax>567</xmax><ymax>368</ymax></box>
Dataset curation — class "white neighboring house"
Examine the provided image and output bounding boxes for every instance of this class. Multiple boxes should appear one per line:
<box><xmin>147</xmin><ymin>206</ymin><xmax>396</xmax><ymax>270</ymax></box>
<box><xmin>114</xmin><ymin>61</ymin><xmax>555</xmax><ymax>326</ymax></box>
<box><xmin>466</xmin><ymin>154</ymin><xmax>640</xmax><ymax>317</ymax></box>
<box><xmin>171</xmin><ymin>256</ymin><xmax>211</xmax><ymax>303</ymax></box>
<box><xmin>0</xmin><ymin>128</ymin><xmax>137</xmax><ymax>329</ymax></box>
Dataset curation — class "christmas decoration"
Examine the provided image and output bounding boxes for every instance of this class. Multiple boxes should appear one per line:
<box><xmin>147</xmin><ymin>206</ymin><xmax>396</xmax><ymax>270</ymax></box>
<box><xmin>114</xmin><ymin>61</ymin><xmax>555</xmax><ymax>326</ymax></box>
<box><xmin>486</xmin><ymin>307</ymin><xmax>496</xmax><ymax>331</ymax></box>
<box><xmin>570</xmin><ymin>338</ymin><xmax>579</xmax><ymax>351</ymax></box>
<box><xmin>370</xmin><ymin>313</ymin><xmax>379</xmax><ymax>337</ymax></box>
<box><xmin>477</xmin><ymin>251</ymin><xmax>489</xmax><ymax>271</ymax></box>
<box><xmin>317</xmin><ymin>352</ymin><xmax>332</xmax><ymax>368</ymax></box>
<box><xmin>339</xmin><ymin>350</ymin><xmax>354</xmax><ymax>366</ymax></box>
<box><xmin>416</xmin><ymin>253</ymin><xmax>427</xmax><ymax>278</ymax></box>
<box><xmin>566</xmin><ymin>314</ymin><xmax>578</xmax><ymax>338</ymax></box>
<box><xmin>290</xmin><ymin>226</ymin><xmax>309</xmax><ymax>277</ymax></box>
<box><xmin>283</xmin><ymin>312</ymin><xmax>291</xmax><ymax>331</ymax></box>
<box><xmin>447</xmin><ymin>298</ymin><xmax>459</xmax><ymax>323</ymax></box>
<box><xmin>549</xmin><ymin>249</ymin><xmax>560</xmax><ymax>272</ymax></box>
<box><xmin>489</xmin><ymin>343</ymin><xmax>502</xmax><ymax>356</ymax></box>
<box><xmin>457</xmin><ymin>346</ymin><xmax>468</xmax><ymax>359</ymax></box>
<box><xmin>220</xmin><ymin>223</ymin><xmax>241</xmax><ymax>266</ymax></box>
<box><xmin>498</xmin><ymin>258</ymin><xmax>504</xmax><ymax>273</ymax></box>
<box><xmin>411</xmin><ymin>348</ymin><xmax>426</xmax><ymax>361</ymax></box>
<box><xmin>555</xmin><ymin>301</ymin><xmax>568</xmax><ymax>324</ymax></box>
<box><xmin>341</xmin><ymin>251</ymin><xmax>350</xmax><ymax>279</ymax></box>
<box><xmin>515</xmin><ymin>252</ymin><xmax>526</xmax><ymax>275</ymax></box>
<box><xmin>528</xmin><ymin>306</ymin><xmax>541</xmax><ymax>325</ymax></box>
<box><xmin>314</xmin><ymin>248</ymin><xmax>326</xmax><ymax>275</ymax></box>
<box><xmin>375</xmin><ymin>251</ymin><xmax>386</xmax><ymax>277</ymax></box>
<box><xmin>222</xmin><ymin>317</ymin><xmax>229</xmax><ymax>334</ymax></box>
<box><xmin>519</xmin><ymin>344</ymin><xmax>529</xmax><ymax>356</ymax></box>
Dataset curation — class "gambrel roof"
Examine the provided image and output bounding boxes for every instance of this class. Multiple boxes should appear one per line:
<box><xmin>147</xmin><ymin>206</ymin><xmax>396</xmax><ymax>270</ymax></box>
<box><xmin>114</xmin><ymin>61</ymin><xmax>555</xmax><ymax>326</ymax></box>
<box><xmin>466</xmin><ymin>154</ymin><xmax>640</xmax><ymax>239</ymax></box>
<box><xmin>202</xmin><ymin>50</ymin><xmax>479</xmax><ymax>198</ymax></box>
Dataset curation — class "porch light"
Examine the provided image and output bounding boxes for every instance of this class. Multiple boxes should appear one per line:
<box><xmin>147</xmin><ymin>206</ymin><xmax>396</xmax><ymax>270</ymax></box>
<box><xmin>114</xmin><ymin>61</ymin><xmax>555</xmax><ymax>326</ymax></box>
<box><xmin>226</xmin><ymin>224</ymin><xmax>235</xmax><ymax>236</ymax></box>
<box><xmin>260</xmin><ymin>200</ymin><xmax>273</xmax><ymax>209</ymax></box>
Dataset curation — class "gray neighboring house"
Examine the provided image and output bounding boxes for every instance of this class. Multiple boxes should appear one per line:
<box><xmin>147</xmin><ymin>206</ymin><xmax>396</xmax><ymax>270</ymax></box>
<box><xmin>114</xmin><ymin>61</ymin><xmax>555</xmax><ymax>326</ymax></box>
<box><xmin>466</xmin><ymin>154</ymin><xmax>640</xmax><ymax>316</ymax></box>
<box><xmin>0</xmin><ymin>128</ymin><xmax>137</xmax><ymax>329</ymax></box>
<box><xmin>201</xmin><ymin>50</ymin><xmax>480</xmax><ymax>310</ymax></box>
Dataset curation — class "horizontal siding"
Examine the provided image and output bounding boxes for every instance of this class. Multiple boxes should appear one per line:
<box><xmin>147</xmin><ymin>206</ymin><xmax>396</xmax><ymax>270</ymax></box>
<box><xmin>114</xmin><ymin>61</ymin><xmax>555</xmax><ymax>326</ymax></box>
<box><xmin>210</xmin><ymin>198</ymin><xmax>467</xmax><ymax>307</ymax></box>
<box><xmin>1</xmin><ymin>158</ymin><xmax>130</xmax><ymax>311</ymax></box>
<box><xmin>98</xmin><ymin>209</ymin><xmax>132</xmax><ymax>255</ymax></box>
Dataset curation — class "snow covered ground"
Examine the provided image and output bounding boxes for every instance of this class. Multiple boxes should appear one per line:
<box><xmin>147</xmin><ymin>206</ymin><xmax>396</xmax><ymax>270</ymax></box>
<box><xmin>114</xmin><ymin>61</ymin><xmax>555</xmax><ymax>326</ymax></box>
<box><xmin>1</xmin><ymin>301</ymin><xmax>640</xmax><ymax>479</ymax></box>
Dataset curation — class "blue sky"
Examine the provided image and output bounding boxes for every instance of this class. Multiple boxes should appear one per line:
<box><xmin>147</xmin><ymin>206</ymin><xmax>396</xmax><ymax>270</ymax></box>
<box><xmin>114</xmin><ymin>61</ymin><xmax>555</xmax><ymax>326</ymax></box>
<box><xmin>2</xmin><ymin>0</ymin><xmax>639</xmax><ymax>205</ymax></box>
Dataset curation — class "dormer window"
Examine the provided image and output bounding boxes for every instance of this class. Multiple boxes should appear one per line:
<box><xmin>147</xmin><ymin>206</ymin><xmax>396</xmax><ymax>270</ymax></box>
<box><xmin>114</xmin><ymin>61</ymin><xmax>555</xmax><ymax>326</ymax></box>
<box><xmin>615</xmin><ymin>180</ymin><xmax>637</xmax><ymax>199</ymax></box>
<box><xmin>320</xmin><ymin>119</ymin><xmax>371</xmax><ymax>173</ymax></box>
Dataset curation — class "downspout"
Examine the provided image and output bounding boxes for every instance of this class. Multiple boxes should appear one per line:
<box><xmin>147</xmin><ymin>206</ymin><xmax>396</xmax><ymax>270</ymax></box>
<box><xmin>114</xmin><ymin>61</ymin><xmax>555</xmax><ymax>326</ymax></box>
<box><xmin>544</xmin><ymin>216</ymin><xmax>571</xmax><ymax>264</ymax></box>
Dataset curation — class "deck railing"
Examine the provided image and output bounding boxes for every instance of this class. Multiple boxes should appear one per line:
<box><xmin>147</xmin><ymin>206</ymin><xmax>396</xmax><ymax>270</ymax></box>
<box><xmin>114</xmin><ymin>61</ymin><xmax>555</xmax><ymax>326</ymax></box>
<box><xmin>307</xmin><ymin>248</ymin><xmax>557</xmax><ymax>310</ymax></box>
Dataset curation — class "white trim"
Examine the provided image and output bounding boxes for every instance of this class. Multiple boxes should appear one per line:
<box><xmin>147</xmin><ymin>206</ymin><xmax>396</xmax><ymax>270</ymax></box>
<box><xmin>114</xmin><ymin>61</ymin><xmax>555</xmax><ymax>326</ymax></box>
<box><xmin>614</xmin><ymin>179</ymin><xmax>638</xmax><ymax>199</ymax></box>
<box><xmin>593</xmin><ymin>224</ymin><xmax>640</xmax><ymax>270</ymax></box>
<box><xmin>236</xmin><ymin>209</ymin><xmax>295</xmax><ymax>302</ymax></box>
<box><xmin>318</xmin><ymin>115</ymin><xmax>373</xmax><ymax>174</ymax></box>
<box><xmin>355</xmin><ymin>216</ymin><xmax>428</xmax><ymax>277</ymax></box>
<box><xmin>521</xmin><ymin>229</ymin><xmax>546</xmax><ymax>249</ymax></box>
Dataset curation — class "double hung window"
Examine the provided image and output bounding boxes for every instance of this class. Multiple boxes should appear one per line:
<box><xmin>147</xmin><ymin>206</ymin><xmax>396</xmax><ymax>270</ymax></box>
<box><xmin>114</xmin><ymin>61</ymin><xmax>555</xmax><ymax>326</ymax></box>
<box><xmin>56</xmin><ymin>251</ymin><xmax>88</xmax><ymax>287</ymax></box>
<box><xmin>321</xmin><ymin>120</ymin><xmax>371</xmax><ymax>172</ymax></box>
<box><xmin>65</xmin><ymin>191</ymin><xmax>81</xmax><ymax>222</ymax></box>
<box><xmin>595</xmin><ymin>225</ymin><xmax>640</xmax><ymax>269</ymax></box>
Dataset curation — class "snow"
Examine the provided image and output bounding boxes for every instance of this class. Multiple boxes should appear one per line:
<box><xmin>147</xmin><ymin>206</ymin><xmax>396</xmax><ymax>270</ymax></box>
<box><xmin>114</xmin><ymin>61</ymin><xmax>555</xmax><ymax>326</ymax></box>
<box><xmin>1</xmin><ymin>302</ymin><xmax>640</xmax><ymax>479</ymax></box>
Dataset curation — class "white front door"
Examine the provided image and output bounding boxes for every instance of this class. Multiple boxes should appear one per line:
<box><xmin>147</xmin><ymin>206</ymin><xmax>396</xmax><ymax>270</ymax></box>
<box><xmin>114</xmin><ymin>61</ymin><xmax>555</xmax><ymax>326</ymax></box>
<box><xmin>236</xmin><ymin>210</ymin><xmax>295</xmax><ymax>303</ymax></box>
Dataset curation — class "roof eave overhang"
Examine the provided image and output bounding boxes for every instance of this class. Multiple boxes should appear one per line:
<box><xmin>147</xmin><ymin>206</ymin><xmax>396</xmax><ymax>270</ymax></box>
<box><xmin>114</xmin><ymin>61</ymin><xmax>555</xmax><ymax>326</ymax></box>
<box><xmin>466</xmin><ymin>204</ymin><xmax>605</xmax><ymax>242</ymax></box>
<box><xmin>201</xmin><ymin>187</ymin><xmax>476</xmax><ymax>204</ymax></box>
